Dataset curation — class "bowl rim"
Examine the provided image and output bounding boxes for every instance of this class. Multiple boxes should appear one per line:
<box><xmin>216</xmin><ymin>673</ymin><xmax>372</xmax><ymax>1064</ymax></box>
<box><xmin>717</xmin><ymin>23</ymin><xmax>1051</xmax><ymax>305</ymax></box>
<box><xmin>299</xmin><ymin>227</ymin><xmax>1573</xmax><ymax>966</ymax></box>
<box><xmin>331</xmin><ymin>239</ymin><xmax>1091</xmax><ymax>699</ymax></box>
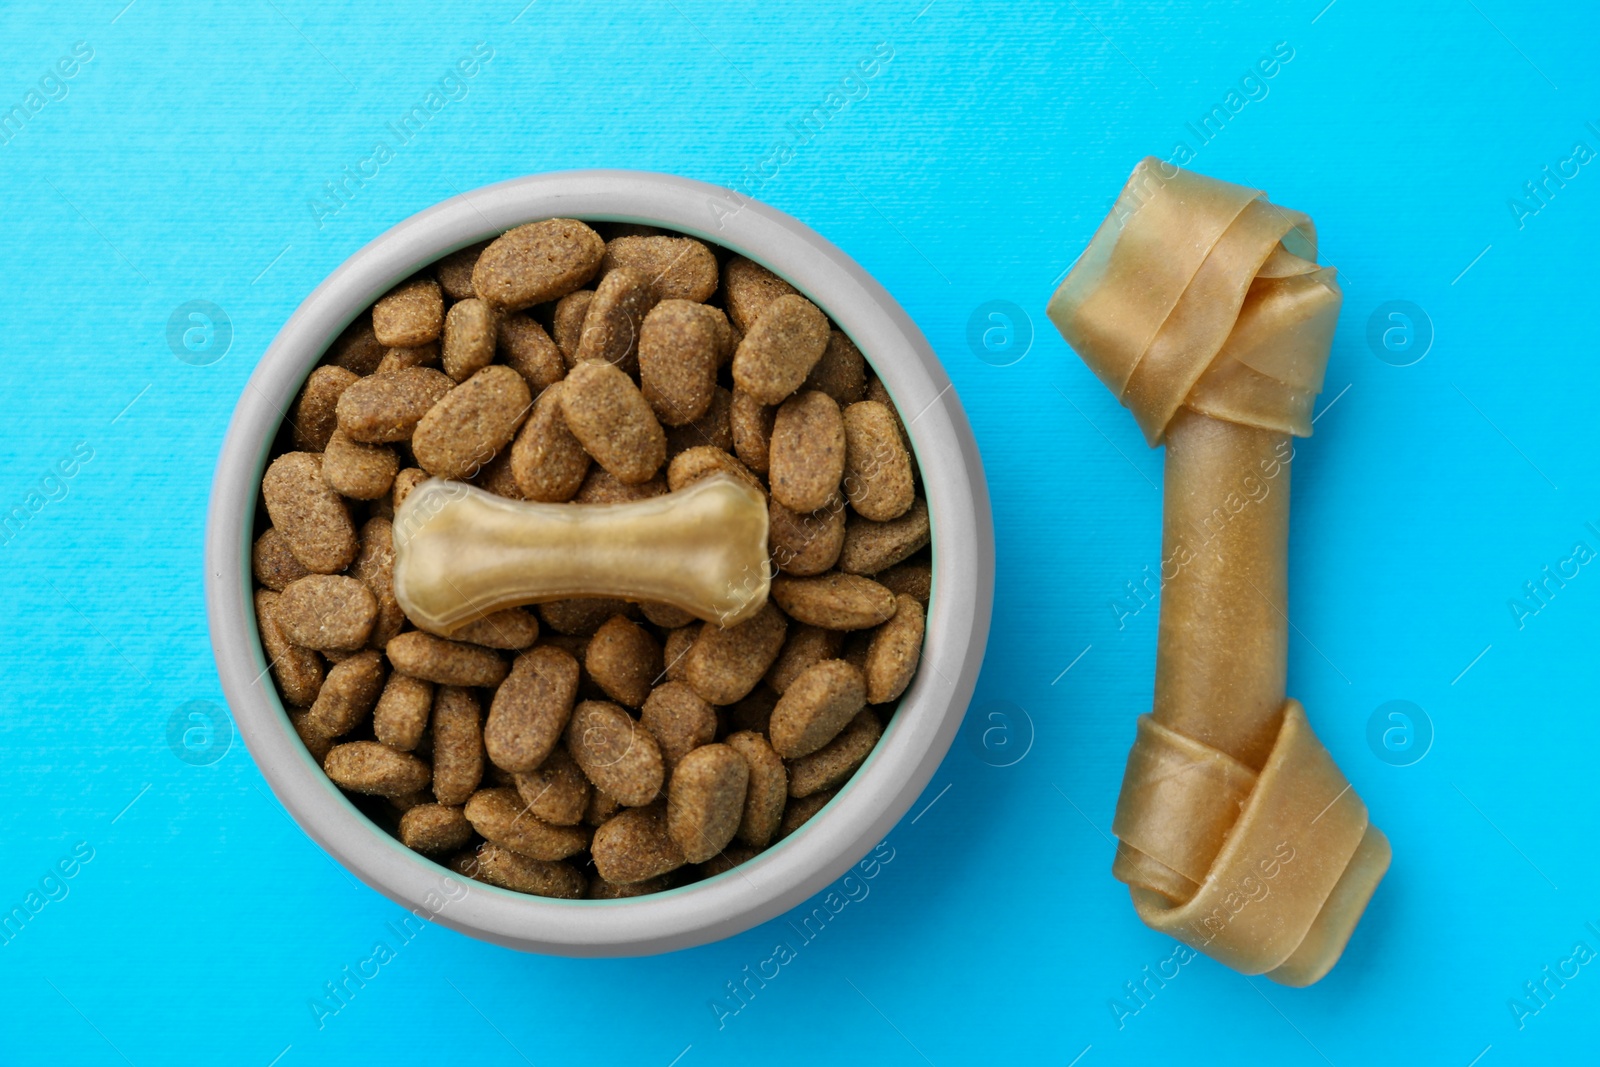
<box><xmin>205</xmin><ymin>169</ymin><xmax>993</xmax><ymax>956</ymax></box>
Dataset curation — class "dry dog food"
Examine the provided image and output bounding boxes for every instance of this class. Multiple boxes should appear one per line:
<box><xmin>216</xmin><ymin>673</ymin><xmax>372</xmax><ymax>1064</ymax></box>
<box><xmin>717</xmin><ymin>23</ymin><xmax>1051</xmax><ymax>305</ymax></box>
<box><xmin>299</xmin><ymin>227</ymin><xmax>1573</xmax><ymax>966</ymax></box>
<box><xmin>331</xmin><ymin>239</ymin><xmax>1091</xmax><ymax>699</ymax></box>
<box><xmin>250</xmin><ymin>218</ymin><xmax>931</xmax><ymax>899</ymax></box>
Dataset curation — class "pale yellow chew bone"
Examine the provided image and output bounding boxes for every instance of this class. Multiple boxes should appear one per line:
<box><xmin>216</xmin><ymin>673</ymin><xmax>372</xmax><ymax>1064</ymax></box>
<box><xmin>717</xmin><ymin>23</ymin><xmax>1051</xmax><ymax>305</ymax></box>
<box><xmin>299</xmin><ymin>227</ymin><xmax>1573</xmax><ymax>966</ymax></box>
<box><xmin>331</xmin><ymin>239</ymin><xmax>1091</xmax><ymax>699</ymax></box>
<box><xmin>391</xmin><ymin>473</ymin><xmax>770</xmax><ymax>633</ymax></box>
<box><xmin>1049</xmin><ymin>158</ymin><xmax>1390</xmax><ymax>987</ymax></box>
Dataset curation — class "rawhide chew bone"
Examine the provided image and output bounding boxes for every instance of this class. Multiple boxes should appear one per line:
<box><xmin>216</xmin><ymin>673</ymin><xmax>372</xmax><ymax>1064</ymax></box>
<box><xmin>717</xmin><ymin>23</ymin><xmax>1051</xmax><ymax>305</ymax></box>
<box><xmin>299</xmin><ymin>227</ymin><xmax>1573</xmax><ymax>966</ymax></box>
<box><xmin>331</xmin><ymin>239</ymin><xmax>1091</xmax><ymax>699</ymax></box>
<box><xmin>392</xmin><ymin>472</ymin><xmax>769</xmax><ymax>634</ymax></box>
<box><xmin>1048</xmin><ymin>158</ymin><xmax>1390</xmax><ymax>986</ymax></box>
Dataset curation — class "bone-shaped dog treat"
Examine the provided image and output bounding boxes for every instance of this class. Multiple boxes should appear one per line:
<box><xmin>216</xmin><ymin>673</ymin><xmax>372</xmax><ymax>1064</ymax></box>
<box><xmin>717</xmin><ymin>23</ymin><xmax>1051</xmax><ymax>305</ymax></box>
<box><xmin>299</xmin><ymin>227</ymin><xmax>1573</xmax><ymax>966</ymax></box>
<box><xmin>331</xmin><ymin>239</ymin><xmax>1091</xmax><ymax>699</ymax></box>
<box><xmin>1049</xmin><ymin>158</ymin><xmax>1391</xmax><ymax>986</ymax></box>
<box><xmin>391</xmin><ymin>472</ymin><xmax>769</xmax><ymax>634</ymax></box>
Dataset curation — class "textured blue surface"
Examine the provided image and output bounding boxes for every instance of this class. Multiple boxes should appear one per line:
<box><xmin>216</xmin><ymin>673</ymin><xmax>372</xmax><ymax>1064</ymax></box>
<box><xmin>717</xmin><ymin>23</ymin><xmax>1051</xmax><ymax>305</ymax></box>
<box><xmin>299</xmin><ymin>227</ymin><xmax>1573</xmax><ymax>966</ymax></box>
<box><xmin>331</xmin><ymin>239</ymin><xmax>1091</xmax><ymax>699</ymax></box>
<box><xmin>2</xmin><ymin>1</ymin><xmax>1598</xmax><ymax>1064</ymax></box>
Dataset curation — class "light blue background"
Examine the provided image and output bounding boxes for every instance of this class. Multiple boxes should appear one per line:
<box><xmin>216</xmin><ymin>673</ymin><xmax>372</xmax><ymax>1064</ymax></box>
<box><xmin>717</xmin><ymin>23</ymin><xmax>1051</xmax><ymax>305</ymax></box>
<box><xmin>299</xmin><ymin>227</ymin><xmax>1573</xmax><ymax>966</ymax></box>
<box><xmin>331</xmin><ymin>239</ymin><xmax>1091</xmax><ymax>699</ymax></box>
<box><xmin>2</xmin><ymin>1</ymin><xmax>1597</xmax><ymax>1063</ymax></box>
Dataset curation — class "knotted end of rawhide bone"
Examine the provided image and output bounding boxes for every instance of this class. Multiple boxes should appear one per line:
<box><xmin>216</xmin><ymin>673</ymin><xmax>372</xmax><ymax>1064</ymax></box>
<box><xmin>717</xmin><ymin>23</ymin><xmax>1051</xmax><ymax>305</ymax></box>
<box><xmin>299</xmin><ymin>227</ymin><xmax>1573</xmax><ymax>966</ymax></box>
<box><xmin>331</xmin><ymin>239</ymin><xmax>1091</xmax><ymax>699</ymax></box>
<box><xmin>391</xmin><ymin>472</ymin><xmax>770</xmax><ymax>634</ymax></box>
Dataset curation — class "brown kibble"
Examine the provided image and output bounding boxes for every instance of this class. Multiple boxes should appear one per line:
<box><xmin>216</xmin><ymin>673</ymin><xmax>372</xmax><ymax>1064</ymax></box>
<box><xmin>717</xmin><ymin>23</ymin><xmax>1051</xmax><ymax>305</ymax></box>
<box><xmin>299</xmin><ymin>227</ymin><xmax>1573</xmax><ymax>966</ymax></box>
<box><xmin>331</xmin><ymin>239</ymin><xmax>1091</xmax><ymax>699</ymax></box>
<box><xmin>510</xmin><ymin>381</ymin><xmax>590</xmax><ymax>502</ymax></box>
<box><xmin>472</xmin><ymin>218</ymin><xmax>605</xmax><ymax>310</ymax></box>
<box><xmin>666</xmin><ymin>386</ymin><xmax>733</xmax><ymax>455</ymax></box>
<box><xmin>442</xmin><ymin>297</ymin><xmax>497</xmax><ymax>381</ymax></box>
<box><xmin>840</xmin><ymin>498</ymin><xmax>930</xmax><ymax>575</ymax></box>
<box><xmin>683</xmin><ymin>602</ymin><xmax>787</xmax><ymax>705</ymax></box>
<box><xmin>730</xmin><ymin>388</ymin><xmax>775</xmax><ymax>473</ymax></box>
<box><xmin>639</xmin><ymin>682</ymin><xmax>717</xmax><ymax>769</ymax></box>
<box><xmin>391</xmin><ymin>468</ymin><xmax>427</xmax><ymax>510</ymax></box>
<box><xmin>565</xmin><ymin>700</ymin><xmax>665</xmax><ymax>807</ymax></box>
<box><xmin>723</xmin><ymin>256</ymin><xmax>799</xmax><ymax>333</ymax></box>
<box><xmin>464</xmin><ymin>788</ymin><xmax>590</xmax><ymax>860</ymax></box>
<box><xmin>434</xmin><ymin>240</ymin><xmax>490</xmax><ymax>300</ymax></box>
<box><xmin>385</xmin><ymin>632</ymin><xmax>507</xmax><ymax>687</ymax></box>
<box><xmin>572</xmin><ymin>467</ymin><xmax>667</xmax><ymax>504</ymax></box>
<box><xmin>560</xmin><ymin>361</ymin><xmax>666</xmax><ymax>484</ymax></box>
<box><xmin>399</xmin><ymin>804</ymin><xmax>474</xmax><ymax>853</ymax></box>
<box><xmin>485</xmin><ymin>646</ymin><xmax>580</xmax><ymax>773</ymax></box>
<box><xmin>723</xmin><ymin>731</ymin><xmax>787</xmax><ymax>848</ymax></box>
<box><xmin>473</xmin><ymin>450</ymin><xmax>523</xmax><ymax>500</ymax></box>
<box><xmin>696</xmin><ymin>844</ymin><xmax>761</xmax><ymax>879</ymax></box>
<box><xmin>639</xmin><ymin>300</ymin><xmax>724</xmax><ymax>426</ymax></box>
<box><xmin>538</xmin><ymin>598</ymin><xmax>633</xmax><ymax>636</ymax></box>
<box><xmin>327</xmin><ymin>315</ymin><xmax>385</xmax><ymax>375</ymax></box>
<box><xmin>768</xmin><ymin>391</ymin><xmax>845</xmax><ymax>513</ymax></box>
<box><xmin>586</xmin><ymin>615</ymin><xmax>663</xmax><ymax>708</ymax></box>
<box><xmin>877</xmin><ymin>558</ymin><xmax>932</xmax><ymax>603</ymax></box>
<box><xmin>471</xmin><ymin>843</ymin><xmax>586</xmax><ymax>898</ymax></box>
<box><xmin>252</xmin><ymin>528</ymin><xmax>310</xmax><ymax>592</ymax></box>
<box><xmin>640</xmin><ymin>601</ymin><xmax>697</xmax><ymax>629</ymax></box>
<box><xmin>255</xmin><ymin>590</ymin><xmax>324</xmax><ymax>707</ymax></box>
<box><xmin>666</xmin><ymin>446</ymin><xmax>761</xmax><ymax>494</ymax></box>
<box><xmin>842</xmin><ymin>401</ymin><xmax>915</xmax><ymax>521</ymax></box>
<box><xmin>373</xmin><ymin>672</ymin><xmax>433</xmax><ymax>751</ymax></box>
<box><xmin>865</xmin><ymin>594</ymin><xmax>925</xmax><ymax>704</ymax></box>
<box><xmin>732</xmin><ymin>294</ymin><xmax>829</xmax><ymax>405</ymax></box>
<box><xmin>574</xmin><ymin>266</ymin><xmax>657</xmax><ymax>376</ymax></box>
<box><xmin>667</xmin><ymin>744</ymin><xmax>749</xmax><ymax>863</ymax></box>
<box><xmin>552</xmin><ymin>289</ymin><xmax>594</xmax><ymax>365</ymax></box>
<box><xmin>803</xmin><ymin>330</ymin><xmax>867</xmax><ymax>405</ymax></box>
<box><xmin>584</xmin><ymin>788</ymin><xmax>623</xmax><ymax>827</ymax></box>
<box><xmin>771</xmin><ymin>573</ymin><xmax>896</xmax><ymax>631</ymax></box>
<box><xmin>765</xmin><ymin>625</ymin><xmax>844</xmax><ymax>694</ymax></box>
<box><xmin>787</xmin><ymin>710</ymin><xmax>881</xmax><ymax>797</ymax></box>
<box><xmin>497</xmin><ymin>313</ymin><xmax>565</xmax><ymax>390</ymax></box>
<box><xmin>412</xmin><ymin>365</ymin><xmax>532</xmax><ymax>480</ymax></box>
<box><xmin>591</xmin><ymin>803</ymin><xmax>685</xmax><ymax>884</ymax></box>
<box><xmin>263</xmin><ymin>452</ymin><xmax>358</xmax><ymax>573</ymax></box>
<box><xmin>431</xmin><ymin>686</ymin><xmax>483</xmax><ymax>806</ymax></box>
<box><xmin>603</xmin><ymin>235</ymin><xmax>719</xmax><ymax>303</ymax></box>
<box><xmin>290</xmin><ymin>365</ymin><xmax>358</xmax><ymax>452</ymax></box>
<box><xmin>322</xmin><ymin>429</ymin><xmax>399</xmax><ymax>500</ymax></box>
<box><xmin>289</xmin><ymin>709</ymin><xmax>336</xmax><ymax>763</ymax></box>
<box><xmin>325</xmin><ymin>741</ymin><xmax>431</xmax><ymax>798</ymax></box>
<box><xmin>588</xmin><ymin>872</ymin><xmax>677</xmax><ymax>898</ymax></box>
<box><xmin>276</xmin><ymin>574</ymin><xmax>378</xmax><ymax>651</ymax></box>
<box><xmin>768</xmin><ymin>496</ymin><xmax>845</xmax><ymax>577</ymax></box>
<box><xmin>777</xmin><ymin>789</ymin><xmax>835</xmax><ymax>839</ymax></box>
<box><xmin>336</xmin><ymin>367</ymin><xmax>454</xmax><ymax>444</ymax></box>
<box><xmin>512</xmin><ymin>746</ymin><xmax>590</xmax><ymax>826</ymax></box>
<box><xmin>445</xmin><ymin>608</ymin><xmax>539</xmax><ymax>650</ymax></box>
<box><xmin>769</xmin><ymin>660</ymin><xmax>867</xmax><ymax>759</ymax></box>
<box><xmin>352</xmin><ymin>517</ymin><xmax>405</xmax><ymax>648</ymax></box>
<box><xmin>663</xmin><ymin>626</ymin><xmax>695</xmax><ymax>683</ymax></box>
<box><xmin>372</xmin><ymin>277</ymin><xmax>444</xmax><ymax>347</ymax></box>
<box><xmin>375</xmin><ymin>342</ymin><xmax>441</xmax><ymax>373</ymax></box>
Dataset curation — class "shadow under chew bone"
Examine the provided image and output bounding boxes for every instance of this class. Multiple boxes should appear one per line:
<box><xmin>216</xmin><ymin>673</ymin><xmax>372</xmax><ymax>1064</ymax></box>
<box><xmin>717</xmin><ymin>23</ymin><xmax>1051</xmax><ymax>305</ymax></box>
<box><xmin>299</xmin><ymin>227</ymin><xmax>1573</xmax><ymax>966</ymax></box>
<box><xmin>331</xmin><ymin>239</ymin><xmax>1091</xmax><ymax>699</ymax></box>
<box><xmin>391</xmin><ymin>472</ymin><xmax>770</xmax><ymax>634</ymax></box>
<box><xmin>1048</xmin><ymin>157</ymin><xmax>1390</xmax><ymax>987</ymax></box>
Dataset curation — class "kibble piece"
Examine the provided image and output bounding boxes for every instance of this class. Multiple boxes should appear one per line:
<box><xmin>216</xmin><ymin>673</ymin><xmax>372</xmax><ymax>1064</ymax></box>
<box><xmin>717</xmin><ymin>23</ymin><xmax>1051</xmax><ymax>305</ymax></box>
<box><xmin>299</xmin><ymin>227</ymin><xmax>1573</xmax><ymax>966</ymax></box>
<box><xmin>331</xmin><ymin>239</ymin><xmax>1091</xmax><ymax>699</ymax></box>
<box><xmin>667</xmin><ymin>386</ymin><xmax>734</xmax><ymax>455</ymax></box>
<box><xmin>865</xmin><ymin>594</ymin><xmax>925</xmax><ymax>704</ymax></box>
<box><xmin>322</xmin><ymin>429</ymin><xmax>399</xmax><ymax>500</ymax></box>
<box><xmin>603</xmin><ymin>235</ymin><xmax>719</xmax><ymax>302</ymax></box>
<box><xmin>639</xmin><ymin>300</ymin><xmax>724</xmax><ymax>426</ymax></box>
<box><xmin>373</xmin><ymin>672</ymin><xmax>433</xmax><ymax>751</ymax></box>
<box><xmin>667</xmin><ymin>744</ymin><xmax>749</xmax><ymax>863</ymax></box>
<box><xmin>276</xmin><ymin>575</ymin><xmax>378</xmax><ymax>651</ymax></box>
<box><xmin>768</xmin><ymin>391</ymin><xmax>846</xmax><ymax>513</ymax></box>
<box><xmin>639</xmin><ymin>682</ymin><xmax>718</xmax><ymax>768</ymax></box>
<box><xmin>263</xmin><ymin>452</ymin><xmax>358</xmax><ymax>573</ymax></box>
<box><xmin>512</xmin><ymin>746</ymin><xmax>590</xmax><ymax>826</ymax></box>
<box><xmin>510</xmin><ymin>381</ymin><xmax>590</xmax><ymax>502</ymax></box>
<box><xmin>538</xmin><ymin>598</ymin><xmax>634</xmax><ymax>636</ymax></box>
<box><xmin>290</xmin><ymin>366</ymin><xmax>359</xmax><ymax>452</ymax></box>
<box><xmin>472</xmin><ymin>843</ymin><xmax>586</xmax><ymax>898</ymax></box>
<box><xmin>574</xmin><ymin>266</ymin><xmax>657</xmax><ymax>376</ymax></box>
<box><xmin>787</xmin><ymin>709</ymin><xmax>881</xmax><ymax>797</ymax></box>
<box><xmin>732</xmin><ymin>294</ymin><xmax>830</xmax><ymax>405</ymax></box>
<box><xmin>560</xmin><ymin>361</ymin><xmax>666</xmax><ymax>484</ymax></box>
<box><xmin>464</xmin><ymin>788</ymin><xmax>590</xmax><ymax>861</ymax></box>
<box><xmin>255</xmin><ymin>590</ymin><xmax>324</xmax><ymax>707</ymax></box>
<box><xmin>584</xmin><ymin>788</ymin><xmax>623</xmax><ymax>827</ymax></box>
<box><xmin>730</xmin><ymin>388</ymin><xmax>775</xmax><ymax>473</ymax></box>
<box><xmin>372</xmin><ymin>277</ymin><xmax>444</xmax><ymax>347</ymax></box>
<box><xmin>803</xmin><ymin>330</ymin><xmax>868</xmax><ymax>405</ymax></box>
<box><xmin>442</xmin><ymin>298</ymin><xmax>497</xmax><ymax>381</ymax></box>
<box><xmin>842</xmin><ymin>401</ymin><xmax>915</xmax><ymax>521</ymax></box>
<box><xmin>771</xmin><ymin>573</ymin><xmax>896</xmax><ymax>631</ymax></box>
<box><xmin>769</xmin><ymin>660</ymin><xmax>867</xmax><ymax>759</ymax></box>
<box><xmin>565</xmin><ymin>700</ymin><xmax>665</xmax><ymax>807</ymax></box>
<box><xmin>640</xmin><ymin>601</ymin><xmax>696</xmax><ymax>629</ymax></box>
<box><xmin>696</xmin><ymin>844</ymin><xmax>761</xmax><ymax>879</ymax></box>
<box><xmin>777</xmin><ymin>788</ymin><xmax>836</xmax><ymax>839</ymax></box>
<box><xmin>474</xmin><ymin>450</ymin><xmax>523</xmax><ymax>500</ymax></box>
<box><xmin>572</xmin><ymin>467</ymin><xmax>667</xmax><ymax>503</ymax></box>
<box><xmin>375</xmin><ymin>342</ymin><xmax>441</xmax><ymax>373</ymax></box>
<box><xmin>876</xmin><ymin>558</ymin><xmax>932</xmax><ymax>603</ymax></box>
<box><xmin>589</xmin><ymin>873</ymin><xmax>677</xmax><ymax>898</ymax></box>
<box><xmin>666</xmin><ymin>446</ymin><xmax>761</xmax><ymax>494</ymax></box>
<box><xmin>335</xmin><ymin>367</ymin><xmax>454</xmax><ymax>444</ymax></box>
<box><xmin>385</xmin><ymin>632</ymin><xmax>508</xmax><ymax>687</ymax></box>
<box><xmin>252</xmin><ymin>528</ymin><xmax>310</xmax><ymax>592</ymax></box>
<box><xmin>723</xmin><ymin>256</ymin><xmax>799</xmax><ymax>333</ymax></box>
<box><xmin>765</xmin><ymin>625</ymin><xmax>844</xmax><ymax>694</ymax></box>
<box><xmin>723</xmin><ymin>731</ymin><xmax>787</xmax><ymax>848</ymax></box>
<box><xmin>391</xmin><ymin>467</ymin><xmax>428</xmax><ymax>510</ymax></box>
<box><xmin>586</xmin><ymin>615</ymin><xmax>663</xmax><ymax>708</ymax></box>
<box><xmin>431</xmin><ymin>686</ymin><xmax>484</xmax><ymax>805</ymax></box>
<box><xmin>327</xmin><ymin>314</ymin><xmax>386</xmax><ymax>375</ymax></box>
<box><xmin>289</xmin><ymin>709</ymin><xmax>336</xmax><ymax>763</ymax></box>
<box><xmin>324</xmin><ymin>741</ymin><xmax>431</xmax><ymax>798</ymax></box>
<box><xmin>412</xmin><ymin>365</ymin><xmax>532</xmax><ymax>480</ymax></box>
<box><xmin>497</xmin><ymin>313</ymin><xmax>565</xmax><ymax>390</ymax></box>
<box><xmin>485</xmin><ymin>646</ymin><xmax>580</xmax><ymax>773</ymax></box>
<box><xmin>768</xmin><ymin>497</ymin><xmax>845</xmax><ymax>577</ymax></box>
<box><xmin>399</xmin><ymin>804</ymin><xmax>474</xmax><ymax>853</ymax></box>
<box><xmin>683</xmin><ymin>602</ymin><xmax>788</xmax><ymax>705</ymax></box>
<box><xmin>352</xmin><ymin>517</ymin><xmax>405</xmax><ymax>648</ymax></box>
<box><xmin>473</xmin><ymin>218</ymin><xmax>605</xmax><ymax>309</ymax></box>
<box><xmin>840</xmin><ymin>498</ymin><xmax>930</xmax><ymax>575</ymax></box>
<box><xmin>663</xmin><ymin>626</ymin><xmax>695</xmax><ymax>683</ymax></box>
<box><xmin>552</xmin><ymin>289</ymin><xmax>594</xmax><ymax>365</ymax></box>
<box><xmin>591</xmin><ymin>803</ymin><xmax>685</xmax><ymax>884</ymax></box>
<box><xmin>445</xmin><ymin>608</ymin><xmax>539</xmax><ymax>650</ymax></box>
<box><xmin>435</xmin><ymin>240</ymin><xmax>490</xmax><ymax>300</ymax></box>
